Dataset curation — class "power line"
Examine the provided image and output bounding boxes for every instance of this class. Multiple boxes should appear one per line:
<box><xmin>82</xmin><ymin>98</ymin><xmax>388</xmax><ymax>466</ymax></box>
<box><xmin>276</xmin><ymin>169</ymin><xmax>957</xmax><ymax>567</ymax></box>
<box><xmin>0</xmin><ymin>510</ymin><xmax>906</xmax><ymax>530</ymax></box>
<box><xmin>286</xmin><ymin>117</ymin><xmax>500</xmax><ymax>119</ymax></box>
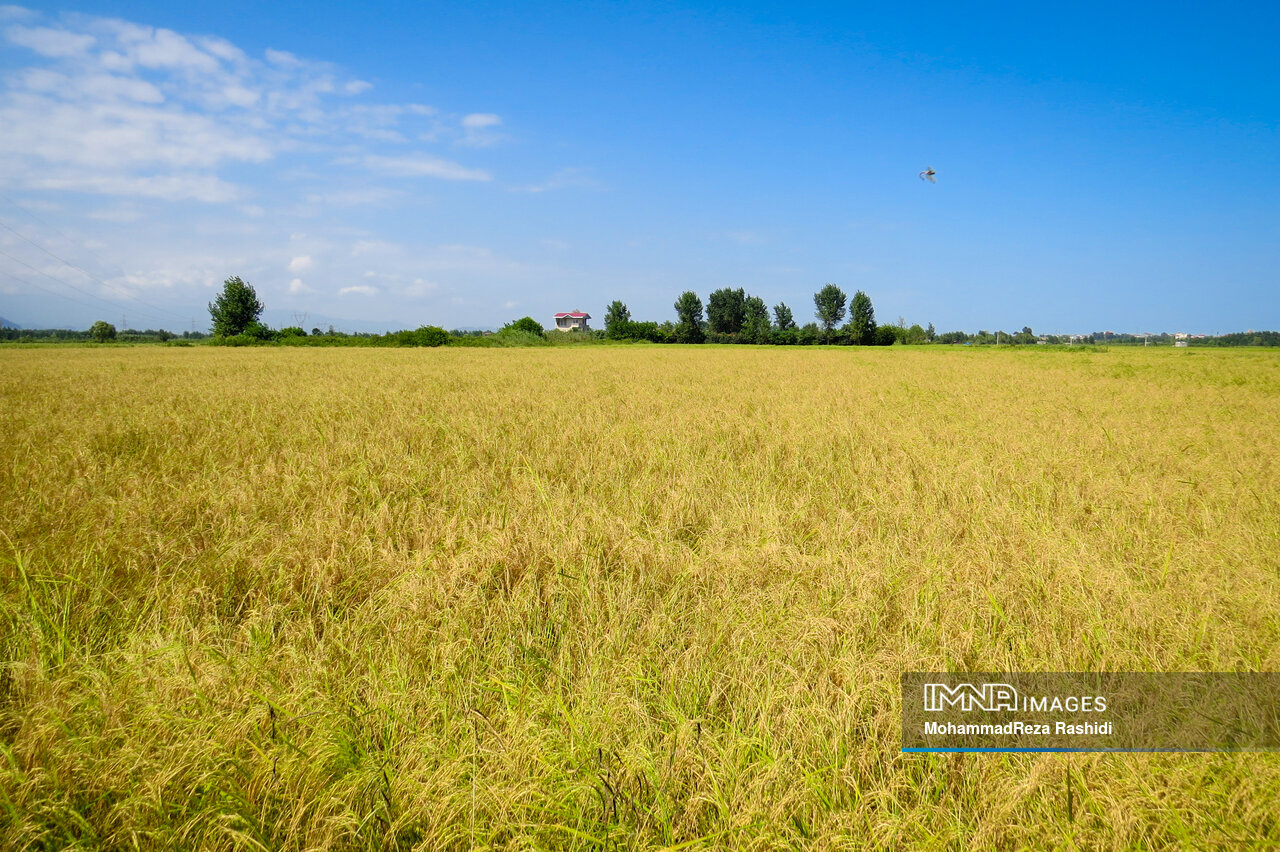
<box><xmin>0</xmin><ymin>216</ymin><xmax>189</xmax><ymax>322</ymax></box>
<box><xmin>0</xmin><ymin>191</ymin><xmax>140</xmax><ymax>284</ymax></box>
<box><xmin>0</xmin><ymin>267</ymin><xmax>147</xmax><ymax>320</ymax></box>
<box><xmin>0</xmin><ymin>247</ymin><xmax>175</xmax><ymax>327</ymax></box>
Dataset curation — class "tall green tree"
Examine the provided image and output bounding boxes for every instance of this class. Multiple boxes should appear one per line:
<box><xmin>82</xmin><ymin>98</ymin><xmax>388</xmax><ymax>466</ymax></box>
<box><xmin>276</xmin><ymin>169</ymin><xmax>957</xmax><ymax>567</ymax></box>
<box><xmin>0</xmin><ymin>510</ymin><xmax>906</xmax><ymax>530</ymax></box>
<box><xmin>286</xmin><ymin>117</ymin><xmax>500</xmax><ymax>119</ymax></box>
<box><xmin>772</xmin><ymin>302</ymin><xmax>795</xmax><ymax>330</ymax></box>
<box><xmin>813</xmin><ymin>284</ymin><xmax>847</xmax><ymax>336</ymax></box>
<box><xmin>89</xmin><ymin>320</ymin><xmax>116</xmax><ymax>343</ymax></box>
<box><xmin>706</xmin><ymin>287</ymin><xmax>746</xmax><ymax>334</ymax></box>
<box><xmin>604</xmin><ymin>300</ymin><xmax>631</xmax><ymax>338</ymax></box>
<box><xmin>673</xmin><ymin>291</ymin><xmax>706</xmax><ymax>343</ymax></box>
<box><xmin>208</xmin><ymin>276</ymin><xmax>265</xmax><ymax>337</ymax></box>
<box><xmin>848</xmin><ymin>289</ymin><xmax>876</xmax><ymax>345</ymax></box>
<box><xmin>742</xmin><ymin>295</ymin><xmax>770</xmax><ymax>344</ymax></box>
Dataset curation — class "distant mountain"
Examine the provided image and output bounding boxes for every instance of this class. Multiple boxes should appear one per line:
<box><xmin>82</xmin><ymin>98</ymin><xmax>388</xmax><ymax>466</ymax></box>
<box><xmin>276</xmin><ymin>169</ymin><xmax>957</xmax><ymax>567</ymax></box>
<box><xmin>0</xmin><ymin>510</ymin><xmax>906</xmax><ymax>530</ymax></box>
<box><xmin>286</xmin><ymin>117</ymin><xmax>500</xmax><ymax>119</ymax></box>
<box><xmin>260</xmin><ymin>309</ymin><xmax>436</xmax><ymax>335</ymax></box>
<box><xmin>260</xmin><ymin>309</ymin><xmax>494</xmax><ymax>335</ymax></box>
<box><xmin>0</xmin><ymin>316</ymin><xmax>20</xmax><ymax>330</ymax></box>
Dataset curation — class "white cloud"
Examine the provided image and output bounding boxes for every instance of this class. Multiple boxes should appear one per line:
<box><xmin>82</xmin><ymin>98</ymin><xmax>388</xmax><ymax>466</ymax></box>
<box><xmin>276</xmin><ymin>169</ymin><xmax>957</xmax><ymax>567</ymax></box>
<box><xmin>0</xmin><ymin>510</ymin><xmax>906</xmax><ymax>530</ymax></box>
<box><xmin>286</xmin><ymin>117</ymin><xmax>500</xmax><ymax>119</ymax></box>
<box><xmin>0</xmin><ymin>10</ymin><xmax>540</xmax><ymax>331</ymax></box>
<box><xmin>460</xmin><ymin>112</ymin><xmax>503</xmax><ymax>147</ymax></box>
<box><xmin>88</xmin><ymin>203</ymin><xmax>142</xmax><ymax>223</ymax></box>
<box><xmin>351</xmin><ymin>239</ymin><xmax>398</xmax><ymax>256</ymax></box>
<box><xmin>195</xmin><ymin>35</ymin><xmax>247</xmax><ymax>65</ymax></box>
<box><xmin>125</xmin><ymin>27</ymin><xmax>221</xmax><ymax>73</ymax></box>
<box><xmin>358</xmin><ymin>154</ymin><xmax>491</xmax><ymax>181</ymax></box>
<box><xmin>17</xmin><ymin>68</ymin><xmax>165</xmax><ymax>103</ymax></box>
<box><xmin>303</xmin><ymin>187</ymin><xmax>400</xmax><ymax>206</ymax></box>
<box><xmin>30</xmin><ymin>173</ymin><xmax>241</xmax><ymax>202</ymax></box>
<box><xmin>502</xmin><ymin>300</ymin><xmax>517</xmax><ymax>309</ymax></box>
<box><xmin>401</xmin><ymin>278</ymin><xmax>438</xmax><ymax>298</ymax></box>
<box><xmin>0</xmin><ymin>10</ymin><xmax>503</xmax><ymax>205</ymax></box>
<box><xmin>513</xmin><ymin>167</ymin><xmax>604</xmax><ymax>193</ymax></box>
<box><xmin>5</xmin><ymin>25</ymin><xmax>94</xmax><ymax>57</ymax></box>
<box><xmin>462</xmin><ymin>112</ymin><xmax>500</xmax><ymax>129</ymax></box>
<box><xmin>264</xmin><ymin>48</ymin><xmax>300</xmax><ymax>67</ymax></box>
<box><xmin>0</xmin><ymin>7</ymin><xmax>38</xmax><ymax>22</ymax></box>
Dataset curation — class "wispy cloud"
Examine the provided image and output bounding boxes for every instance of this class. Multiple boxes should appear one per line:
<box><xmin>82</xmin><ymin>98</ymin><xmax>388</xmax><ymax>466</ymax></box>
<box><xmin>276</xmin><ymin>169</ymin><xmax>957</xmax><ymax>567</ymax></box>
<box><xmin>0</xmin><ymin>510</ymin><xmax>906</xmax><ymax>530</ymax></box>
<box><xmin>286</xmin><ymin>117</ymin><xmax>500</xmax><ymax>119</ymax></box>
<box><xmin>5</xmin><ymin>24</ymin><xmax>95</xmax><ymax>57</ymax></box>
<box><xmin>0</xmin><ymin>8</ymin><xmax>563</xmax><ymax>331</ymax></box>
<box><xmin>0</xmin><ymin>9</ymin><xmax>496</xmax><ymax>202</ymax></box>
<box><xmin>357</xmin><ymin>154</ymin><xmax>491</xmax><ymax>181</ymax></box>
<box><xmin>459</xmin><ymin>112</ymin><xmax>503</xmax><ymax>147</ymax></box>
<box><xmin>302</xmin><ymin>187</ymin><xmax>401</xmax><ymax>207</ymax></box>
<box><xmin>0</xmin><ymin>6</ymin><xmax>39</xmax><ymax>22</ymax></box>
<box><xmin>512</xmin><ymin>167</ymin><xmax>604</xmax><ymax>193</ymax></box>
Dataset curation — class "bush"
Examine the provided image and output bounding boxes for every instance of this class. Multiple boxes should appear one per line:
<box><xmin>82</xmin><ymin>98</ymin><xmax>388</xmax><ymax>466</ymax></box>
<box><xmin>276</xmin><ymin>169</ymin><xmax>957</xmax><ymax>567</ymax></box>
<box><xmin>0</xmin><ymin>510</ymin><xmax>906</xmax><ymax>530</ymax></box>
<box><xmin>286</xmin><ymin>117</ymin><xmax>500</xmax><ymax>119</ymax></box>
<box><xmin>242</xmin><ymin>321</ymin><xmax>277</xmax><ymax>342</ymax></box>
<box><xmin>771</xmin><ymin>327</ymin><xmax>798</xmax><ymax>346</ymax></box>
<box><xmin>502</xmin><ymin>317</ymin><xmax>545</xmax><ymax>337</ymax></box>
<box><xmin>89</xmin><ymin>321</ymin><xmax>117</xmax><ymax>343</ymax></box>
<box><xmin>413</xmin><ymin>326</ymin><xmax>449</xmax><ymax>347</ymax></box>
<box><xmin>610</xmin><ymin>320</ymin><xmax>670</xmax><ymax>343</ymax></box>
<box><xmin>279</xmin><ymin>326</ymin><xmax>307</xmax><ymax>338</ymax></box>
<box><xmin>493</xmin><ymin>330</ymin><xmax>548</xmax><ymax>347</ymax></box>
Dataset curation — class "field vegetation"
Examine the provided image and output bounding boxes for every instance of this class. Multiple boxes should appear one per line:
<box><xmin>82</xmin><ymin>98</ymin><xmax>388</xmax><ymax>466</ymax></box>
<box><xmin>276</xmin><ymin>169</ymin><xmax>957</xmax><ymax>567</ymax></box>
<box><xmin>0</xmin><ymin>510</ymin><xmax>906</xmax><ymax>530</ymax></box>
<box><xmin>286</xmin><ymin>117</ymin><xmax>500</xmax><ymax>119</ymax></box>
<box><xmin>1</xmin><ymin>345</ymin><xmax>1278</xmax><ymax>849</ymax></box>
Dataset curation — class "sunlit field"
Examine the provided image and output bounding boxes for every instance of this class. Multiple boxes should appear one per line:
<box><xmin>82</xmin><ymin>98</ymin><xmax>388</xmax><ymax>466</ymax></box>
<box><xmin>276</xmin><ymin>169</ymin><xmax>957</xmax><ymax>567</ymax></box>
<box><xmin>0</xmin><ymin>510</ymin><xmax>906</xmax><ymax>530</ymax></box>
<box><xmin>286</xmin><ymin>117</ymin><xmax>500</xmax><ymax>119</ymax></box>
<box><xmin>2</xmin><ymin>345</ymin><xmax>1278</xmax><ymax>850</ymax></box>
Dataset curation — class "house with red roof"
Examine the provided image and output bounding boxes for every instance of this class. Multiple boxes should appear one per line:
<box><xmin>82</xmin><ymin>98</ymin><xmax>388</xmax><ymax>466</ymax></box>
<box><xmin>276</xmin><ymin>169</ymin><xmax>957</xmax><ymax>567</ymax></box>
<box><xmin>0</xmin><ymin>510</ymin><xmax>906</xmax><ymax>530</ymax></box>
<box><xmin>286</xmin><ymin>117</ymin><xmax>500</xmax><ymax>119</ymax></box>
<box><xmin>553</xmin><ymin>311</ymin><xmax>591</xmax><ymax>332</ymax></box>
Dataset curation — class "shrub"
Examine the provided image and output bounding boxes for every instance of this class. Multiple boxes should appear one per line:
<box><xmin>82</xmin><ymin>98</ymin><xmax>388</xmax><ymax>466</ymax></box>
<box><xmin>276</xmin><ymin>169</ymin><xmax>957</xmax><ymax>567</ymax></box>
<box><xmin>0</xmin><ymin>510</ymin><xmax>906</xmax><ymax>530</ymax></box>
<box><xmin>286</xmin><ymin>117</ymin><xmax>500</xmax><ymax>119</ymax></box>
<box><xmin>502</xmin><ymin>317</ymin><xmax>545</xmax><ymax>338</ymax></box>
<box><xmin>89</xmin><ymin>321</ymin><xmax>117</xmax><ymax>343</ymax></box>
<box><xmin>412</xmin><ymin>326</ymin><xmax>449</xmax><ymax>347</ymax></box>
<box><xmin>242</xmin><ymin>321</ymin><xmax>277</xmax><ymax>342</ymax></box>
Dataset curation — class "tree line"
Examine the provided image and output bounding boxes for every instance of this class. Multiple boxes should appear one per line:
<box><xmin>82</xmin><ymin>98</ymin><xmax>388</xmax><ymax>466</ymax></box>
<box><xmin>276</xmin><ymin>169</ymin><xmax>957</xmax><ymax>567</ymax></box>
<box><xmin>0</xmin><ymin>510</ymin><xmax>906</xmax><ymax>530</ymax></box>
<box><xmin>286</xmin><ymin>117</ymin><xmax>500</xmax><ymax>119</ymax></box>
<box><xmin>606</xmin><ymin>285</ymin><xmax>908</xmax><ymax>345</ymax></box>
<box><xmin>44</xmin><ymin>275</ymin><xmax>1275</xmax><ymax>348</ymax></box>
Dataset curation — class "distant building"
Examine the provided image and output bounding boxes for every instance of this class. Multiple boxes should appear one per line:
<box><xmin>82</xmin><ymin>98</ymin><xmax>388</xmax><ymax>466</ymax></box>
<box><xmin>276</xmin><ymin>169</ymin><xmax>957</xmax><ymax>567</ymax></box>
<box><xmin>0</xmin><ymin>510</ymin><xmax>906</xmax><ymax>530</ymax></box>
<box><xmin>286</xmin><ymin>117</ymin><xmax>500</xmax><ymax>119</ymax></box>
<box><xmin>553</xmin><ymin>311</ymin><xmax>591</xmax><ymax>332</ymax></box>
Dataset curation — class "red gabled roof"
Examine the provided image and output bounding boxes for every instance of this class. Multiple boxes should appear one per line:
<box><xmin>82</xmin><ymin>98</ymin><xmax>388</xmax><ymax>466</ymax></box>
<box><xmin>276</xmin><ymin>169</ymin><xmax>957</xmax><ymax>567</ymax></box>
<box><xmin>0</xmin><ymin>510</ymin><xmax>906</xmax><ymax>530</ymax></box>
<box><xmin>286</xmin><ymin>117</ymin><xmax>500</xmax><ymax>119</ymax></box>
<box><xmin>554</xmin><ymin>311</ymin><xmax>590</xmax><ymax>318</ymax></box>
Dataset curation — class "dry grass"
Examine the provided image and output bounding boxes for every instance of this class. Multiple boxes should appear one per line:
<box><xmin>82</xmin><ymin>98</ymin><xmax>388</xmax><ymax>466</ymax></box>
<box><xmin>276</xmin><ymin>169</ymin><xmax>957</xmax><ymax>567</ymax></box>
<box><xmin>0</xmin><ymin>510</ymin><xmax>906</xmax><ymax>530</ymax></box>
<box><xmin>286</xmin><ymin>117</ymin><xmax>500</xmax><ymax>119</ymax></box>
<box><xmin>1</xmin><ymin>344</ymin><xmax>1278</xmax><ymax>850</ymax></box>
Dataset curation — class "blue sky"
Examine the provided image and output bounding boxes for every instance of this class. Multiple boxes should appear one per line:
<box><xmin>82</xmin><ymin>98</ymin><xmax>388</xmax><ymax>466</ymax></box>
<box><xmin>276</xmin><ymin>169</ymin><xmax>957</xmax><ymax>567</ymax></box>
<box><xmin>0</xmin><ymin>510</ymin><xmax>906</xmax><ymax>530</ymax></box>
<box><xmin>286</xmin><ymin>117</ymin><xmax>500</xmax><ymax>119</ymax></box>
<box><xmin>0</xmin><ymin>1</ymin><xmax>1275</xmax><ymax>333</ymax></box>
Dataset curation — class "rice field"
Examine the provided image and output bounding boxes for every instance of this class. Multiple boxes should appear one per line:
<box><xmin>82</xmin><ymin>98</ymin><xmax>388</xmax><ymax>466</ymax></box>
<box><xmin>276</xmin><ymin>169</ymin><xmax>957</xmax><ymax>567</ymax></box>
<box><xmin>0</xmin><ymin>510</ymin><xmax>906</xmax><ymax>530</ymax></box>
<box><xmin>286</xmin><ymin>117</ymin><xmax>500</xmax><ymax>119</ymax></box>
<box><xmin>1</xmin><ymin>344</ymin><xmax>1278</xmax><ymax>850</ymax></box>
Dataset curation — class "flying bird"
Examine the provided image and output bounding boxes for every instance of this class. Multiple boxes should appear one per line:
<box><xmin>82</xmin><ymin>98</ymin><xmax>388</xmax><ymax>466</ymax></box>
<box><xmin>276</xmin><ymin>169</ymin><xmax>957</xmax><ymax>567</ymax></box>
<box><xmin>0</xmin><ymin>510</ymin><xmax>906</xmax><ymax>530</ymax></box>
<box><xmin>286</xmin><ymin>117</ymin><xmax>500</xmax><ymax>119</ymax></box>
<box><xmin>919</xmin><ymin>167</ymin><xmax>937</xmax><ymax>183</ymax></box>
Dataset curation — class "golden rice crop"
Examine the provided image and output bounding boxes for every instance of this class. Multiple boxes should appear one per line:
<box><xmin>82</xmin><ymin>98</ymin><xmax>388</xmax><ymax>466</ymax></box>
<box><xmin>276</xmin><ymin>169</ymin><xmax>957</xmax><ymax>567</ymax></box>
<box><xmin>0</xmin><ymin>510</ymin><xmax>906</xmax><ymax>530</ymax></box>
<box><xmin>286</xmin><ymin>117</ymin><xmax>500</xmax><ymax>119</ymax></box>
<box><xmin>1</xmin><ymin>344</ymin><xmax>1278</xmax><ymax>850</ymax></box>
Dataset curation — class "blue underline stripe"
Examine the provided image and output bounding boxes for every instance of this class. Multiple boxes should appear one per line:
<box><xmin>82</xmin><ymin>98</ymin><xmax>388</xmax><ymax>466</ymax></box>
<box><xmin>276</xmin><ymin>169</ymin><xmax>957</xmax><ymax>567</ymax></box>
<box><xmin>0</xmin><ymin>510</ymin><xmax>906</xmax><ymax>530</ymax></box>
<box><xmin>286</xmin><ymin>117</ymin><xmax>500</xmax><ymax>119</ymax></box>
<box><xmin>903</xmin><ymin>747</ymin><xmax>1230</xmax><ymax>753</ymax></box>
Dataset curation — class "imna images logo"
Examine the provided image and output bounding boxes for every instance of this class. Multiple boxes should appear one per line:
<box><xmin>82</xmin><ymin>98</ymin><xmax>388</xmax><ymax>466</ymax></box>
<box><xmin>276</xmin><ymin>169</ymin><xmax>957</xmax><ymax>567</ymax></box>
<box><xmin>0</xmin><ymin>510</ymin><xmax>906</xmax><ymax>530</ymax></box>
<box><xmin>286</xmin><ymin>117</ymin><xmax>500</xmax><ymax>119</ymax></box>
<box><xmin>924</xmin><ymin>682</ymin><xmax>1019</xmax><ymax>712</ymax></box>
